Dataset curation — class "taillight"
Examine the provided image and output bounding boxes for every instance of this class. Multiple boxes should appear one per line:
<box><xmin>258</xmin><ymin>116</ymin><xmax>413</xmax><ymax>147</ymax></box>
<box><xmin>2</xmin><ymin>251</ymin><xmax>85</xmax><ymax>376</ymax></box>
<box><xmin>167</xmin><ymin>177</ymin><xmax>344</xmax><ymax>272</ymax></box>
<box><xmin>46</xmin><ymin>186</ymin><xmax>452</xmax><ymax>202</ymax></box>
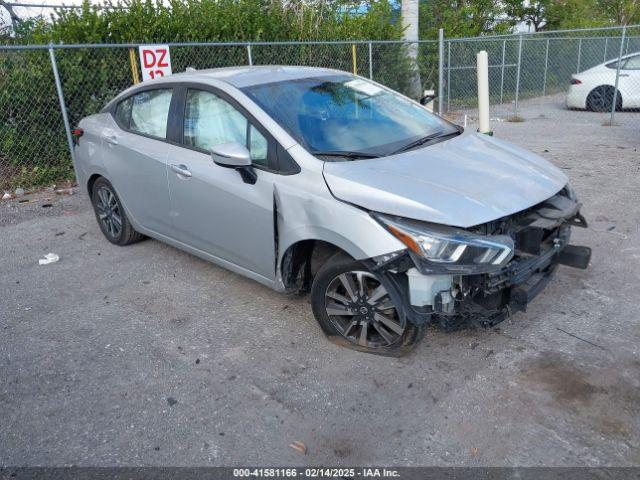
<box><xmin>72</xmin><ymin>128</ymin><xmax>83</xmax><ymax>145</ymax></box>
<box><xmin>571</xmin><ymin>78</ymin><xmax>582</xmax><ymax>85</ymax></box>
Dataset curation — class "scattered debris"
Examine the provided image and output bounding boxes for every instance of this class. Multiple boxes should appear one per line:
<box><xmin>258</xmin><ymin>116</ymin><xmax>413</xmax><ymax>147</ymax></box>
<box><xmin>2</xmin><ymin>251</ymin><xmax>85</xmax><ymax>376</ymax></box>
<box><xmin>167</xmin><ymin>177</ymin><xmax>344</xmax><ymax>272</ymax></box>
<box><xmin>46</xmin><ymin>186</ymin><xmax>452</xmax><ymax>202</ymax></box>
<box><xmin>607</xmin><ymin>225</ymin><xmax>616</xmax><ymax>231</ymax></box>
<box><xmin>55</xmin><ymin>231</ymin><xmax>65</xmax><ymax>236</ymax></box>
<box><xmin>470</xmin><ymin>447</ymin><xmax>478</xmax><ymax>457</ymax></box>
<box><xmin>15</xmin><ymin>187</ymin><xmax>25</xmax><ymax>197</ymax></box>
<box><xmin>195</xmin><ymin>358</ymin><xmax>200</xmax><ymax>364</ymax></box>
<box><xmin>78</xmin><ymin>232</ymin><xmax>88</xmax><ymax>240</ymax></box>
<box><xmin>2</xmin><ymin>192</ymin><xmax>11</xmax><ymax>200</ymax></box>
<box><xmin>556</xmin><ymin>327</ymin><xmax>608</xmax><ymax>351</ymax></box>
<box><xmin>38</xmin><ymin>253</ymin><xmax>60</xmax><ymax>265</ymax></box>
<box><xmin>42</xmin><ymin>203</ymin><xmax>53</xmax><ymax>208</ymax></box>
<box><xmin>288</xmin><ymin>441</ymin><xmax>307</xmax><ymax>455</ymax></box>
<box><xmin>167</xmin><ymin>397</ymin><xmax>178</xmax><ymax>406</ymax></box>
<box><xmin>55</xmin><ymin>188</ymin><xmax>74</xmax><ymax>196</ymax></box>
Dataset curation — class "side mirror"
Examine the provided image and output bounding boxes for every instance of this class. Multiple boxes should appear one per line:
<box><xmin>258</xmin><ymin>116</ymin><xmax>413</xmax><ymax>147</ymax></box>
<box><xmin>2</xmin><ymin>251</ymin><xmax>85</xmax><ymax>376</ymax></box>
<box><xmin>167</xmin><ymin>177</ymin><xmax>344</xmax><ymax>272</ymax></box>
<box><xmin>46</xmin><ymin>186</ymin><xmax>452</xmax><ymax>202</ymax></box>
<box><xmin>211</xmin><ymin>142</ymin><xmax>257</xmax><ymax>185</ymax></box>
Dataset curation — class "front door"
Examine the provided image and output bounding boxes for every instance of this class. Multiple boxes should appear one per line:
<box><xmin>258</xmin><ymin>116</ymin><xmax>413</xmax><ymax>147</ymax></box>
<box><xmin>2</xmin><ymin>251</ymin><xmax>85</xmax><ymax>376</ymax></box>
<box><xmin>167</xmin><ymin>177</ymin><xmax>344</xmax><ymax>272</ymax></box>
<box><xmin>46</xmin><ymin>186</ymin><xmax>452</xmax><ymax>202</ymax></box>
<box><xmin>166</xmin><ymin>88</ymin><xmax>276</xmax><ymax>280</ymax></box>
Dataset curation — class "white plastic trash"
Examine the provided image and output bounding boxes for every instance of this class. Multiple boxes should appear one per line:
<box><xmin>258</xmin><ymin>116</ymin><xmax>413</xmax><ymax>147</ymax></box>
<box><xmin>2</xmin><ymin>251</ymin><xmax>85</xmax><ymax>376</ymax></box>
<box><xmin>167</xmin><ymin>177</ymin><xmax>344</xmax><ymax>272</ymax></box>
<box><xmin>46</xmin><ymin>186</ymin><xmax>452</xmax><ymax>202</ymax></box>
<box><xmin>38</xmin><ymin>253</ymin><xmax>60</xmax><ymax>265</ymax></box>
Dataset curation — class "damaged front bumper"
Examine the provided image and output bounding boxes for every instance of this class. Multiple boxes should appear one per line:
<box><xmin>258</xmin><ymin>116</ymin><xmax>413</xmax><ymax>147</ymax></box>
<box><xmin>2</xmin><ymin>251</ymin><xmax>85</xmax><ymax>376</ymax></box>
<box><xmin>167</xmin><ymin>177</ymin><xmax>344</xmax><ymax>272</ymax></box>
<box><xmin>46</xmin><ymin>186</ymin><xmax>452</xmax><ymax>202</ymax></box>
<box><xmin>366</xmin><ymin>189</ymin><xmax>592</xmax><ymax>330</ymax></box>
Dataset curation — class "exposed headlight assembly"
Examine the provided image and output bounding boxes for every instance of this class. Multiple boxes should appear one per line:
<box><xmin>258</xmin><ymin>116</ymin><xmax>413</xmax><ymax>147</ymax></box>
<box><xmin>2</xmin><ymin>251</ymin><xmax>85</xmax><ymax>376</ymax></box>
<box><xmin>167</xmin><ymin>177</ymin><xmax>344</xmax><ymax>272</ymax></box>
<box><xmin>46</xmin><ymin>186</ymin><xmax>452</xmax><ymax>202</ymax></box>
<box><xmin>374</xmin><ymin>214</ymin><xmax>514</xmax><ymax>274</ymax></box>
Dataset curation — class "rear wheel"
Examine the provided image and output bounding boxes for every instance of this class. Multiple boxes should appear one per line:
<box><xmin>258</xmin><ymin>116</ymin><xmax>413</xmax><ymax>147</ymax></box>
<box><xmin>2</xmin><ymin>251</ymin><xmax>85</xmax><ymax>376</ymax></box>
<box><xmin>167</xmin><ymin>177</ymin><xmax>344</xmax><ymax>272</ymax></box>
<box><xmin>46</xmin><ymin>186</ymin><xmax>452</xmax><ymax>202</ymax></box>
<box><xmin>586</xmin><ymin>86</ymin><xmax>622</xmax><ymax>112</ymax></box>
<box><xmin>310</xmin><ymin>254</ymin><xmax>424</xmax><ymax>356</ymax></box>
<box><xmin>91</xmin><ymin>177</ymin><xmax>144</xmax><ymax>246</ymax></box>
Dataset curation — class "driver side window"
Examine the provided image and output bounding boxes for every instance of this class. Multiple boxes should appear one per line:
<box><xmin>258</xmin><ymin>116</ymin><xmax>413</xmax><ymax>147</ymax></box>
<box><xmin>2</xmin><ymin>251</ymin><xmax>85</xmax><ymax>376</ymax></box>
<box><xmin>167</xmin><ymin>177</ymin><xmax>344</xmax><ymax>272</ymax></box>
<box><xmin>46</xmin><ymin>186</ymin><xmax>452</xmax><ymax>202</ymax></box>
<box><xmin>183</xmin><ymin>89</ymin><xmax>268</xmax><ymax>166</ymax></box>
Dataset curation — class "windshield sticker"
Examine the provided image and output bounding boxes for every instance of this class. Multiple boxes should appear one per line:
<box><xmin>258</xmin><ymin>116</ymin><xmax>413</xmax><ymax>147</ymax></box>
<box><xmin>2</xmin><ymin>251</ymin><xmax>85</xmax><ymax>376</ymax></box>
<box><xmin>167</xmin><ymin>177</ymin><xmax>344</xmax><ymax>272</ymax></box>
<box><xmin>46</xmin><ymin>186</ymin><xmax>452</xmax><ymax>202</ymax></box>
<box><xmin>344</xmin><ymin>79</ymin><xmax>384</xmax><ymax>97</ymax></box>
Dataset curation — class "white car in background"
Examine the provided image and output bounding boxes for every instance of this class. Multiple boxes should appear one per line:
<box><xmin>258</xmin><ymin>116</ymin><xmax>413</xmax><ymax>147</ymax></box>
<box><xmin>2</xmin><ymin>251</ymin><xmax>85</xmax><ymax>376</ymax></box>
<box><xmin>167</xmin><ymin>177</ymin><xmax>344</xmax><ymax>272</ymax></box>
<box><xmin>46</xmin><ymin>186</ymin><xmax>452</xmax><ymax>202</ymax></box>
<box><xmin>567</xmin><ymin>52</ymin><xmax>640</xmax><ymax>111</ymax></box>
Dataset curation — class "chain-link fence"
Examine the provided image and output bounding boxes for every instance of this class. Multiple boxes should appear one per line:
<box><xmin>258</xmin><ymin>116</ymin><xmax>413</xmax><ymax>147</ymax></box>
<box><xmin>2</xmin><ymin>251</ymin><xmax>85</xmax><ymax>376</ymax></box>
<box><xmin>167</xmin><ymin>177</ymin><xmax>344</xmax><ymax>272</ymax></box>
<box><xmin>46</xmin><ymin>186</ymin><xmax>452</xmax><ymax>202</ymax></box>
<box><xmin>0</xmin><ymin>39</ymin><xmax>440</xmax><ymax>192</ymax></box>
<box><xmin>443</xmin><ymin>25</ymin><xmax>640</xmax><ymax>126</ymax></box>
<box><xmin>1</xmin><ymin>25</ymin><xmax>639</xmax><ymax>193</ymax></box>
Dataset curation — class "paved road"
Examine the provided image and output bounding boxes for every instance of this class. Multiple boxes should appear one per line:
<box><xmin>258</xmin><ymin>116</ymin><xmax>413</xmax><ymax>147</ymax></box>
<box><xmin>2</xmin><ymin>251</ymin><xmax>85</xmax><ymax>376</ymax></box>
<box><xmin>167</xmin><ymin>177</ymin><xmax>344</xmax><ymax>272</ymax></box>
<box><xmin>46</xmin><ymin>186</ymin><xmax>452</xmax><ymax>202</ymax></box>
<box><xmin>1</xmin><ymin>96</ymin><xmax>639</xmax><ymax>466</ymax></box>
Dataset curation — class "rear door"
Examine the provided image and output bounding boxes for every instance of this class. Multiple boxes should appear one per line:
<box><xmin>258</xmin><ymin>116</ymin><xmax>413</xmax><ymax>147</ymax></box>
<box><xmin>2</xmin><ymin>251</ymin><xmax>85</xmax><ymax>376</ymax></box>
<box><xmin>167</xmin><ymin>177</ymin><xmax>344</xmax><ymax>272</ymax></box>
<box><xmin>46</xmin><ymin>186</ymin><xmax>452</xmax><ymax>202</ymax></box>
<box><xmin>165</xmin><ymin>85</ymin><xmax>277</xmax><ymax>280</ymax></box>
<box><xmin>101</xmin><ymin>87</ymin><xmax>175</xmax><ymax>234</ymax></box>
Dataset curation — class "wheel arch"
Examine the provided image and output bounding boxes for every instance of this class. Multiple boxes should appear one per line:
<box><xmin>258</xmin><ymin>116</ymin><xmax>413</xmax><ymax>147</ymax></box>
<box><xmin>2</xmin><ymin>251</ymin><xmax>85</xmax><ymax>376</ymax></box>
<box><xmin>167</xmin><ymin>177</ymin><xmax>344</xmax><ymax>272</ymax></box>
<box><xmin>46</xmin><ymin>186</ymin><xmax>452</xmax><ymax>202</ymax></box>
<box><xmin>86</xmin><ymin>173</ymin><xmax>104</xmax><ymax>197</ymax></box>
<box><xmin>278</xmin><ymin>237</ymin><xmax>359</xmax><ymax>292</ymax></box>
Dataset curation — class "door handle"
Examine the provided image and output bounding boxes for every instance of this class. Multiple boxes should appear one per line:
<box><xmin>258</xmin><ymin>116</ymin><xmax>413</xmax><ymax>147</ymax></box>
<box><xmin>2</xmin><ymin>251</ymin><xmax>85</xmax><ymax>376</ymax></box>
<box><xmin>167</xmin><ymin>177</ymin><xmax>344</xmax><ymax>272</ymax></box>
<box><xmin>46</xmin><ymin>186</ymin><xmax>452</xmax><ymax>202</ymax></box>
<box><xmin>619</xmin><ymin>74</ymin><xmax>629</xmax><ymax>77</ymax></box>
<box><xmin>170</xmin><ymin>163</ymin><xmax>192</xmax><ymax>178</ymax></box>
<box><xmin>102</xmin><ymin>134</ymin><xmax>119</xmax><ymax>145</ymax></box>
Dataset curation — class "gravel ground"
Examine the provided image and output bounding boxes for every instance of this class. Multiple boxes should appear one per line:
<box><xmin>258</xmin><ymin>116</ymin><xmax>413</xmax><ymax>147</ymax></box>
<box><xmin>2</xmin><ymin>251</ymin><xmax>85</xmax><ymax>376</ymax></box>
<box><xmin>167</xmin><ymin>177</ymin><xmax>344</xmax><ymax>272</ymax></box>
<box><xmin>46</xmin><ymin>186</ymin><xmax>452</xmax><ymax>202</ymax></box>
<box><xmin>1</xmin><ymin>94</ymin><xmax>639</xmax><ymax>467</ymax></box>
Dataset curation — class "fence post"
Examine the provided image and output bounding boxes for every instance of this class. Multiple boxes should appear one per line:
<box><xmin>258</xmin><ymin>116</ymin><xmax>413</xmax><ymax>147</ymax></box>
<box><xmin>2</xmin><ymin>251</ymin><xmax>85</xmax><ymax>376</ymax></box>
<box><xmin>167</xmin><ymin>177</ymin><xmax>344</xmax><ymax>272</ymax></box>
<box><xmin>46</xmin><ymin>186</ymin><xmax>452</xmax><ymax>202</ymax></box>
<box><xmin>368</xmin><ymin>42</ymin><xmax>373</xmax><ymax>80</ymax></box>
<box><xmin>447</xmin><ymin>40</ymin><xmax>451</xmax><ymax>111</ymax></box>
<box><xmin>604</xmin><ymin>37</ymin><xmax>608</xmax><ymax>61</ymax></box>
<box><xmin>542</xmin><ymin>38</ymin><xmax>549</xmax><ymax>95</ymax></box>
<box><xmin>48</xmin><ymin>44</ymin><xmax>77</xmax><ymax>181</ymax></box>
<box><xmin>246</xmin><ymin>44</ymin><xmax>253</xmax><ymax>66</ymax></box>
<box><xmin>500</xmin><ymin>39</ymin><xmax>506</xmax><ymax>104</ymax></box>
<box><xmin>438</xmin><ymin>28</ymin><xmax>444</xmax><ymax>114</ymax></box>
<box><xmin>351</xmin><ymin>44</ymin><xmax>357</xmax><ymax>75</ymax></box>
<box><xmin>514</xmin><ymin>33</ymin><xmax>523</xmax><ymax>117</ymax></box>
<box><xmin>576</xmin><ymin>37</ymin><xmax>582</xmax><ymax>73</ymax></box>
<box><xmin>625</xmin><ymin>35</ymin><xmax>629</xmax><ymax>55</ymax></box>
<box><xmin>610</xmin><ymin>26</ymin><xmax>626</xmax><ymax>125</ymax></box>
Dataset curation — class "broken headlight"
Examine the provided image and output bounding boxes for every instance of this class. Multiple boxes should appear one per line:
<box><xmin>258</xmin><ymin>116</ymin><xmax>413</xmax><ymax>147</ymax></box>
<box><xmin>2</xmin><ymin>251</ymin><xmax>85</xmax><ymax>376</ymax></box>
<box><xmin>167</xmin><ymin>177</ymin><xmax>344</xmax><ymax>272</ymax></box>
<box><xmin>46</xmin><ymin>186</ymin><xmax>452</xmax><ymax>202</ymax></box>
<box><xmin>374</xmin><ymin>213</ymin><xmax>514</xmax><ymax>273</ymax></box>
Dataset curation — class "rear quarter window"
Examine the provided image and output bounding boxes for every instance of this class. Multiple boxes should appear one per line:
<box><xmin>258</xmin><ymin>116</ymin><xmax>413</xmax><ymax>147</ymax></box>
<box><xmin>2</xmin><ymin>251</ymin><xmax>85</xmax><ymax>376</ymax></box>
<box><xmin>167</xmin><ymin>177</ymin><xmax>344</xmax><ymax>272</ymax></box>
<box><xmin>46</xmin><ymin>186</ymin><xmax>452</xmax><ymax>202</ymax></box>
<box><xmin>115</xmin><ymin>97</ymin><xmax>133</xmax><ymax>128</ymax></box>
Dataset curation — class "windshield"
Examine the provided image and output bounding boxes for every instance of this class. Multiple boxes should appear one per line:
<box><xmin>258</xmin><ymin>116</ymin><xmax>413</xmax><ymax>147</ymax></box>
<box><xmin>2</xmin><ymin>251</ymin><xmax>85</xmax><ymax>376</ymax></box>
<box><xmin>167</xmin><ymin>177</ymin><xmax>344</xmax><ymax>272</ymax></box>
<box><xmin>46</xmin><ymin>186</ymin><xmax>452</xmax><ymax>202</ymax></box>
<box><xmin>241</xmin><ymin>75</ymin><xmax>458</xmax><ymax>158</ymax></box>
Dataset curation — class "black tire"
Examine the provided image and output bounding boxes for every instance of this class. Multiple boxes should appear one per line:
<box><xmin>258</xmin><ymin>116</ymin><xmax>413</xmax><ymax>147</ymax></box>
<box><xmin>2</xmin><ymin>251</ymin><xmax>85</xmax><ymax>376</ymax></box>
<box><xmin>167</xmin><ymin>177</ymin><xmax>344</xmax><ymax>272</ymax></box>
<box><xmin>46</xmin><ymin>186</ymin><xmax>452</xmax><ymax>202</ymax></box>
<box><xmin>586</xmin><ymin>86</ymin><xmax>622</xmax><ymax>112</ymax></box>
<box><xmin>310</xmin><ymin>253</ymin><xmax>424</xmax><ymax>356</ymax></box>
<box><xmin>91</xmin><ymin>177</ymin><xmax>144</xmax><ymax>246</ymax></box>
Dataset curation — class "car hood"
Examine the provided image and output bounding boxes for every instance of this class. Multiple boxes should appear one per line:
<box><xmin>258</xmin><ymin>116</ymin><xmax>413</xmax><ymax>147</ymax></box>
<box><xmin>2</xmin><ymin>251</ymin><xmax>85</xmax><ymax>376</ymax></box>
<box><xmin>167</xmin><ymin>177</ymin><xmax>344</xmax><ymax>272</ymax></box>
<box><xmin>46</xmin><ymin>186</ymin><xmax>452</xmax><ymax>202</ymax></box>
<box><xmin>322</xmin><ymin>132</ymin><xmax>568</xmax><ymax>228</ymax></box>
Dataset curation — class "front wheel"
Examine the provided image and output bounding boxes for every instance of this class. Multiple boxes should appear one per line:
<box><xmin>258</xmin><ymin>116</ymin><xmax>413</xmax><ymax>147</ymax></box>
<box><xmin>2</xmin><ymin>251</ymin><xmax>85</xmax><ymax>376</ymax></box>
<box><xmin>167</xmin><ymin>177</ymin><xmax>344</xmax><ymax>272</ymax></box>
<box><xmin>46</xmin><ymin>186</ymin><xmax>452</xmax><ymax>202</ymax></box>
<box><xmin>310</xmin><ymin>254</ymin><xmax>424</xmax><ymax>356</ymax></box>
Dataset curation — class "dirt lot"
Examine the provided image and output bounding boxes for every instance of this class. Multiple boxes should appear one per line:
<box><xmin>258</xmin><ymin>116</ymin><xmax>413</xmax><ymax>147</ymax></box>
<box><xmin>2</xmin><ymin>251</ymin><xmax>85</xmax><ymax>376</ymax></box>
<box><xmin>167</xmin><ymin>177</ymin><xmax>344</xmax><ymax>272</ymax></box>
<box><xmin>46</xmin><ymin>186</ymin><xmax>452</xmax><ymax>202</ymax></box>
<box><xmin>1</xmin><ymin>94</ymin><xmax>639</xmax><ymax>466</ymax></box>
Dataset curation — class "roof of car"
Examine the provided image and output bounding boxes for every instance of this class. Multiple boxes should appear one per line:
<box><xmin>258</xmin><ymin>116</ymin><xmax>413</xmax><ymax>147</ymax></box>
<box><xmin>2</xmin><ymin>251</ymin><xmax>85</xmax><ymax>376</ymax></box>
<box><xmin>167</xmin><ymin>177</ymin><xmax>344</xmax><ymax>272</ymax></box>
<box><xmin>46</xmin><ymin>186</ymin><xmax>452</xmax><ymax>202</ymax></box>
<box><xmin>166</xmin><ymin>65</ymin><xmax>348</xmax><ymax>88</ymax></box>
<box><xmin>101</xmin><ymin>65</ymin><xmax>351</xmax><ymax>113</ymax></box>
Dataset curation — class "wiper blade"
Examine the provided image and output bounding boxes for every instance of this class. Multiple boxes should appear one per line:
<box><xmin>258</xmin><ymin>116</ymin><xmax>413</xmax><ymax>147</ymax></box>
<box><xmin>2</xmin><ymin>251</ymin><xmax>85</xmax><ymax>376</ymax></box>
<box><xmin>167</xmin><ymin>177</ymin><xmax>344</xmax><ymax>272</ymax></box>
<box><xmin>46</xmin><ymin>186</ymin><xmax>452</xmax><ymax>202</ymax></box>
<box><xmin>311</xmin><ymin>150</ymin><xmax>380</xmax><ymax>160</ymax></box>
<box><xmin>390</xmin><ymin>129</ymin><xmax>461</xmax><ymax>155</ymax></box>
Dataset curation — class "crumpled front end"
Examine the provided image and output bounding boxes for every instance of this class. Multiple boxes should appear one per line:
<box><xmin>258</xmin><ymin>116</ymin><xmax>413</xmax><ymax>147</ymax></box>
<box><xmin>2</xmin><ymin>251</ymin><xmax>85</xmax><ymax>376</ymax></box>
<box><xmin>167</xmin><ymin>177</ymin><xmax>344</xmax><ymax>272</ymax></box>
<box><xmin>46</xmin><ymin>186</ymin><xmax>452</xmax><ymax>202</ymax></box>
<box><xmin>366</xmin><ymin>186</ymin><xmax>591</xmax><ymax>330</ymax></box>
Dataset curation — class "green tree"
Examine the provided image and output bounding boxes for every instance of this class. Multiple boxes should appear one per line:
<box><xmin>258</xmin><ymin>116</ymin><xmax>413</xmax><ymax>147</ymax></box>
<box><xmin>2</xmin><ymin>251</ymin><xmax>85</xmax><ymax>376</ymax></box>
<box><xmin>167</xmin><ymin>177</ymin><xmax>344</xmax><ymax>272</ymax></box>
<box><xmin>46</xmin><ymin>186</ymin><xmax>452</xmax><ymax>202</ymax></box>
<box><xmin>419</xmin><ymin>0</ymin><xmax>514</xmax><ymax>39</ymax></box>
<box><xmin>504</xmin><ymin>0</ymin><xmax>609</xmax><ymax>31</ymax></box>
<box><xmin>597</xmin><ymin>0</ymin><xmax>640</xmax><ymax>25</ymax></box>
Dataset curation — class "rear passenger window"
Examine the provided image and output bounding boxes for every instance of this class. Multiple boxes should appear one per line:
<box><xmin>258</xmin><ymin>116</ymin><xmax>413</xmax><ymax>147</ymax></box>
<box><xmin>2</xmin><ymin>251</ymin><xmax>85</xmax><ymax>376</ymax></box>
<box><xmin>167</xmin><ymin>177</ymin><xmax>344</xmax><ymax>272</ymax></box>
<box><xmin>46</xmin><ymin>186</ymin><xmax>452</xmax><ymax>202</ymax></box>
<box><xmin>116</xmin><ymin>89</ymin><xmax>173</xmax><ymax>139</ymax></box>
<box><xmin>623</xmin><ymin>55</ymin><xmax>640</xmax><ymax>70</ymax></box>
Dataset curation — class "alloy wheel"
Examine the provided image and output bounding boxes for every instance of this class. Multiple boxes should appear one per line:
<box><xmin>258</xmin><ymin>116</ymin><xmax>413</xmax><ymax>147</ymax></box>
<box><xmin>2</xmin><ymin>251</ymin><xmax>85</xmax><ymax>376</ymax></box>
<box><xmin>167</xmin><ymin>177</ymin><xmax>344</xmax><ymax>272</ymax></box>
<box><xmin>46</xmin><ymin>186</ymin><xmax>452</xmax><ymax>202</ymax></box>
<box><xmin>95</xmin><ymin>186</ymin><xmax>122</xmax><ymax>239</ymax></box>
<box><xmin>588</xmin><ymin>86</ymin><xmax>612</xmax><ymax>112</ymax></box>
<box><xmin>324</xmin><ymin>271</ymin><xmax>405</xmax><ymax>348</ymax></box>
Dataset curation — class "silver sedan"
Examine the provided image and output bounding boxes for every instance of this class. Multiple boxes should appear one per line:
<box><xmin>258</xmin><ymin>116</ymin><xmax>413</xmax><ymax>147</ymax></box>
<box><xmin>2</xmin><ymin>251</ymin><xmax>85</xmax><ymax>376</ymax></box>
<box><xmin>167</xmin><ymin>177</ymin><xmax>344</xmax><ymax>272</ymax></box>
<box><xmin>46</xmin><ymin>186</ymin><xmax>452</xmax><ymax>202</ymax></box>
<box><xmin>74</xmin><ymin>66</ymin><xmax>591</xmax><ymax>355</ymax></box>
